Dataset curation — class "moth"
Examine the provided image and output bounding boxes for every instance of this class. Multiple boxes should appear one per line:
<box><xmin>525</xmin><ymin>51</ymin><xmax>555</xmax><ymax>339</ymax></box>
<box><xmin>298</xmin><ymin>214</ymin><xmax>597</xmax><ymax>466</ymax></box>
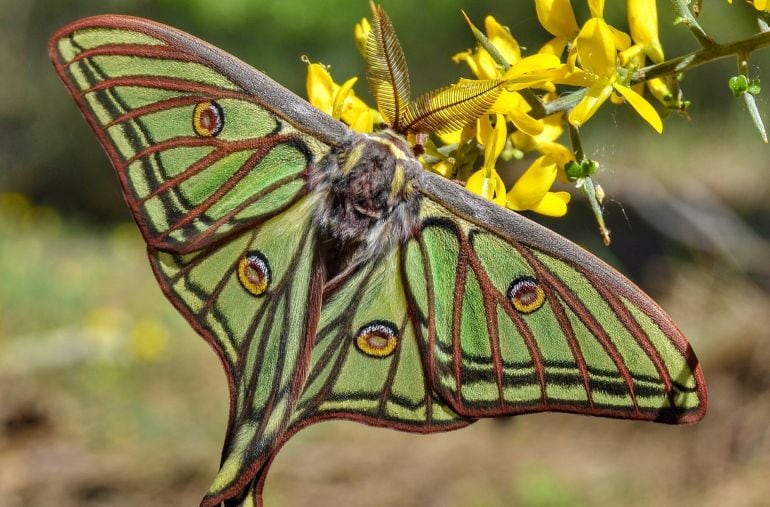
<box><xmin>50</xmin><ymin>10</ymin><xmax>707</xmax><ymax>507</ymax></box>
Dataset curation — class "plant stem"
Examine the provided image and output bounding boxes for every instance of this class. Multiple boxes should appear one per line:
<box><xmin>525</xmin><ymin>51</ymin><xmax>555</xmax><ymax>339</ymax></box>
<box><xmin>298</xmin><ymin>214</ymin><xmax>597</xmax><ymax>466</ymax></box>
<box><xmin>631</xmin><ymin>30</ymin><xmax>770</xmax><ymax>83</ymax></box>
<box><xmin>670</xmin><ymin>0</ymin><xmax>716</xmax><ymax>48</ymax></box>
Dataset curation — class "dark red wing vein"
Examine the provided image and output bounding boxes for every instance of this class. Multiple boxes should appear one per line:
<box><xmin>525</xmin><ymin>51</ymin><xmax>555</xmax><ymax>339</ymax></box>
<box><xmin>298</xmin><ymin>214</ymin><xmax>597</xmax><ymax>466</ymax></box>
<box><xmin>82</xmin><ymin>75</ymin><xmax>243</xmax><ymax>97</ymax></box>
<box><xmin>289</xmin><ymin>261</ymin><xmax>325</xmax><ymax>402</ymax></box>
<box><xmin>105</xmin><ymin>95</ymin><xmax>212</xmax><ymax>128</ymax></box>
<box><xmin>548</xmin><ymin>296</ymin><xmax>595</xmax><ymax>407</ymax></box>
<box><xmin>451</xmin><ymin>249</ymin><xmax>468</xmax><ymax>409</ymax></box>
<box><xmin>239</xmin><ymin>227</ymin><xmax>313</xmax><ymax>416</ymax></box>
<box><xmin>155</xmin><ymin>134</ymin><xmax>299</xmax><ymax>240</ymax></box>
<box><xmin>594</xmin><ymin>283</ymin><xmax>676</xmax><ymax>405</ymax></box>
<box><xmin>495</xmin><ymin>291</ymin><xmax>548</xmax><ymax>405</ymax></box>
<box><xmin>244</xmin><ymin>289</ymin><xmax>289</xmax><ymax>424</ymax></box>
<box><xmin>137</xmin><ymin>134</ymin><xmax>293</xmax><ymax>201</ymax></box>
<box><xmin>378</xmin><ymin>313</ymin><xmax>409</xmax><ymax>416</ymax></box>
<box><xmin>183</xmin><ymin>175</ymin><xmax>306</xmax><ymax>252</ymax></box>
<box><xmin>139</xmin><ymin>144</ymin><xmax>235</xmax><ymax>200</ymax></box>
<box><xmin>461</xmin><ymin>234</ymin><xmax>505</xmax><ymax>407</ymax></box>
<box><xmin>69</xmin><ymin>43</ymin><xmax>206</xmax><ymax>65</ymax></box>
<box><xmin>519</xmin><ymin>248</ymin><xmax>640</xmax><ymax>412</ymax></box>
<box><xmin>121</xmin><ymin>136</ymin><xmax>227</xmax><ymax>168</ymax></box>
<box><xmin>199</xmin><ymin>230</ymin><xmax>258</xmax><ymax>316</ymax></box>
<box><xmin>414</xmin><ymin>235</ymin><xmax>438</xmax><ymax>406</ymax></box>
<box><xmin>303</xmin><ymin>267</ymin><xmax>379</xmax><ymax>415</ymax></box>
<box><xmin>404</xmin><ymin>239</ymin><xmax>437</xmax><ymax>425</ymax></box>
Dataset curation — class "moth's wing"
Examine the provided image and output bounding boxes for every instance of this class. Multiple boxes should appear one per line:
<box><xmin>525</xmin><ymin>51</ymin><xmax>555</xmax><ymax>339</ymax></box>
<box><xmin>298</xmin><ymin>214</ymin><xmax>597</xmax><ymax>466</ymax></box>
<box><xmin>149</xmin><ymin>197</ymin><xmax>324</xmax><ymax>507</ymax></box>
<box><xmin>47</xmin><ymin>15</ymin><xmax>355</xmax><ymax>506</ymax></box>
<box><xmin>406</xmin><ymin>172</ymin><xmax>707</xmax><ymax>423</ymax></box>
<box><xmin>49</xmin><ymin>15</ymin><xmax>352</xmax><ymax>253</ymax></box>
<box><xmin>220</xmin><ymin>250</ymin><xmax>474</xmax><ymax>506</ymax></box>
<box><xmin>291</xmin><ymin>253</ymin><xmax>471</xmax><ymax>432</ymax></box>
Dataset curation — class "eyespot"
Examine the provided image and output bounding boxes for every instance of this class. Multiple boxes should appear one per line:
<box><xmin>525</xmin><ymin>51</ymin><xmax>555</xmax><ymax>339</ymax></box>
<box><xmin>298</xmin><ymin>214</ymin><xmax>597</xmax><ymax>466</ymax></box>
<box><xmin>238</xmin><ymin>251</ymin><xmax>271</xmax><ymax>297</ymax></box>
<box><xmin>355</xmin><ymin>321</ymin><xmax>399</xmax><ymax>358</ymax></box>
<box><xmin>508</xmin><ymin>276</ymin><xmax>546</xmax><ymax>314</ymax></box>
<box><xmin>193</xmin><ymin>101</ymin><xmax>224</xmax><ymax>137</ymax></box>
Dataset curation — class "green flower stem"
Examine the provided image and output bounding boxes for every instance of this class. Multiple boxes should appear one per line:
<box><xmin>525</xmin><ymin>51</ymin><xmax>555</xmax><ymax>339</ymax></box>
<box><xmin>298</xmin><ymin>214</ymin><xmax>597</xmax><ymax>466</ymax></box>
<box><xmin>671</xmin><ymin>0</ymin><xmax>715</xmax><ymax>47</ymax></box>
<box><xmin>568</xmin><ymin>123</ymin><xmax>585</xmax><ymax>162</ymax></box>
<box><xmin>541</xmin><ymin>88</ymin><xmax>587</xmax><ymax>117</ymax></box>
<box><xmin>582</xmin><ymin>177</ymin><xmax>611</xmax><ymax>246</ymax></box>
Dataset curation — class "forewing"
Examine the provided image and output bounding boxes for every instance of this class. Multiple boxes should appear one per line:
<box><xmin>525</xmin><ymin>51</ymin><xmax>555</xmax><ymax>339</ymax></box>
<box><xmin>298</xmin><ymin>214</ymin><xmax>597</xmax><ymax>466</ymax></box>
<box><xmin>49</xmin><ymin>15</ymin><xmax>351</xmax><ymax>253</ymax></box>
<box><xmin>149</xmin><ymin>197</ymin><xmax>323</xmax><ymax>506</ymax></box>
<box><xmin>406</xmin><ymin>172</ymin><xmax>707</xmax><ymax>423</ymax></box>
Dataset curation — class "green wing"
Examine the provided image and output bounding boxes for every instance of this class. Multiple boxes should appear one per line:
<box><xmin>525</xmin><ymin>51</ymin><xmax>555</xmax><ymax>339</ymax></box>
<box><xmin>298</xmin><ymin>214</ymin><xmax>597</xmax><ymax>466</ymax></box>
<box><xmin>49</xmin><ymin>15</ymin><xmax>350</xmax><ymax>253</ymax></box>
<box><xmin>228</xmin><ymin>249</ymin><xmax>471</xmax><ymax>507</ymax></box>
<box><xmin>150</xmin><ymin>198</ymin><xmax>322</xmax><ymax>506</ymax></box>
<box><xmin>409</xmin><ymin>173</ymin><xmax>707</xmax><ymax>422</ymax></box>
<box><xmin>49</xmin><ymin>15</ymin><xmax>354</xmax><ymax>507</ymax></box>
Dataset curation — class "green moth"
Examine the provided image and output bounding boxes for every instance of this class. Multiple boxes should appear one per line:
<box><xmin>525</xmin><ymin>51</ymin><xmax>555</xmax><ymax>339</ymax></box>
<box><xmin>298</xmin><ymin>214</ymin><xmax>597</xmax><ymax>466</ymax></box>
<box><xmin>49</xmin><ymin>11</ymin><xmax>707</xmax><ymax>507</ymax></box>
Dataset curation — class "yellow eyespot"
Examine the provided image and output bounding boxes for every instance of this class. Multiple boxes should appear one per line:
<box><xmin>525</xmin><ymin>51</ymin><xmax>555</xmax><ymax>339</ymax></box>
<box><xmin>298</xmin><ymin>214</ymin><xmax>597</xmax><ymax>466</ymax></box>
<box><xmin>193</xmin><ymin>101</ymin><xmax>224</xmax><ymax>137</ymax></box>
<box><xmin>355</xmin><ymin>321</ymin><xmax>399</xmax><ymax>358</ymax></box>
<box><xmin>238</xmin><ymin>251</ymin><xmax>271</xmax><ymax>297</ymax></box>
<box><xmin>508</xmin><ymin>276</ymin><xmax>546</xmax><ymax>314</ymax></box>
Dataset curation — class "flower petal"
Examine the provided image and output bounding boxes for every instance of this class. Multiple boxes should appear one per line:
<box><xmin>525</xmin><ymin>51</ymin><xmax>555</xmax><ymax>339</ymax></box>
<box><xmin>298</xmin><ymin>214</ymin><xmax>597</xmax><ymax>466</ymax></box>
<box><xmin>575</xmin><ymin>18</ymin><xmax>616</xmax><ymax>76</ymax></box>
<box><xmin>485</xmin><ymin>15</ymin><xmax>521</xmax><ymax>65</ymax></box>
<box><xmin>507</xmin><ymin>107</ymin><xmax>544</xmax><ymax>137</ymax></box>
<box><xmin>333</xmin><ymin>76</ymin><xmax>358</xmax><ymax>119</ymax></box>
<box><xmin>530</xmin><ymin>191</ymin><xmax>571</xmax><ymax>216</ymax></box>
<box><xmin>588</xmin><ymin>0</ymin><xmax>605</xmax><ymax>18</ymax></box>
<box><xmin>467</xmin><ymin>167</ymin><xmax>507</xmax><ymax>205</ymax></box>
<box><xmin>506</xmin><ymin>155</ymin><xmax>558</xmax><ymax>210</ymax></box>
<box><xmin>535</xmin><ymin>0</ymin><xmax>579</xmax><ymax>38</ymax></box>
<box><xmin>538</xmin><ymin>37</ymin><xmax>569</xmax><ymax>57</ymax></box>
<box><xmin>628</xmin><ymin>0</ymin><xmax>664</xmax><ymax>62</ymax></box>
<box><xmin>306</xmin><ymin>63</ymin><xmax>336</xmax><ymax>113</ymax></box>
<box><xmin>613</xmin><ymin>82</ymin><xmax>663</xmax><ymax>133</ymax></box>
<box><xmin>568</xmin><ymin>80</ymin><xmax>613</xmax><ymax>127</ymax></box>
<box><xmin>355</xmin><ymin>18</ymin><xmax>371</xmax><ymax>56</ymax></box>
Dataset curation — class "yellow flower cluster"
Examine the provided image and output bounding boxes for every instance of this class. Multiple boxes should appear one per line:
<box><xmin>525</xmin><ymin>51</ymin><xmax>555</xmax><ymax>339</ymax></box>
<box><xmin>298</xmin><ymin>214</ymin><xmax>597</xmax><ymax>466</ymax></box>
<box><xmin>305</xmin><ymin>1</ymin><xmax>672</xmax><ymax>218</ymax></box>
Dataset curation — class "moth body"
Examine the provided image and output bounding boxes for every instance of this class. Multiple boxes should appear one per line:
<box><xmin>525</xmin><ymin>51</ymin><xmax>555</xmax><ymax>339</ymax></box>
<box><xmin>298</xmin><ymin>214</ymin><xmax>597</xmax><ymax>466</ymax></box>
<box><xmin>311</xmin><ymin>131</ymin><xmax>422</xmax><ymax>277</ymax></box>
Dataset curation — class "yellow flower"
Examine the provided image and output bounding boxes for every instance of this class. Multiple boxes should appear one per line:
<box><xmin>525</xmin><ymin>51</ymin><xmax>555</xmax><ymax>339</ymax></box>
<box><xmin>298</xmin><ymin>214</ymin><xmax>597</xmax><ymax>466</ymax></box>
<box><xmin>624</xmin><ymin>0</ymin><xmax>664</xmax><ymax>64</ymax></box>
<box><xmin>466</xmin><ymin>113</ymin><xmax>507</xmax><ymax>206</ymax></box>
<box><xmin>511</xmin><ymin>111</ymin><xmax>574</xmax><ymax>182</ymax></box>
<box><xmin>535</xmin><ymin>0</ymin><xmax>580</xmax><ymax>56</ymax></box>
<box><xmin>453</xmin><ymin>16</ymin><xmax>521</xmax><ymax>79</ymax></box>
<box><xmin>568</xmin><ymin>18</ymin><xmax>663</xmax><ymax>133</ymax></box>
<box><xmin>306</xmin><ymin>62</ymin><xmax>374</xmax><ymax>133</ymax></box>
<box><xmin>506</xmin><ymin>155</ymin><xmax>571</xmax><ymax>216</ymax></box>
<box><xmin>354</xmin><ymin>17</ymin><xmax>371</xmax><ymax>56</ymax></box>
<box><xmin>506</xmin><ymin>155</ymin><xmax>571</xmax><ymax>217</ymax></box>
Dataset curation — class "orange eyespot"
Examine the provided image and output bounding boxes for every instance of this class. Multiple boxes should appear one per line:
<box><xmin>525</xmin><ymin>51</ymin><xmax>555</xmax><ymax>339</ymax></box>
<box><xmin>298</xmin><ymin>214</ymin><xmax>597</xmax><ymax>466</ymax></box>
<box><xmin>355</xmin><ymin>321</ymin><xmax>399</xmax><ymax>358</ymax></box>
<box><xmin>508</xmin><ymin>276</ymin><xmax>546</xmax><ymax>314</ymax></box>
<box><xmin>193</xmin><ymin>101</ymin><xmax>224</xmax><ymax>137</ymax></box>
<box><xmin>238</xmin><ymin>251</ymin><xmax>271</xmax><ymax>297</ymax></box>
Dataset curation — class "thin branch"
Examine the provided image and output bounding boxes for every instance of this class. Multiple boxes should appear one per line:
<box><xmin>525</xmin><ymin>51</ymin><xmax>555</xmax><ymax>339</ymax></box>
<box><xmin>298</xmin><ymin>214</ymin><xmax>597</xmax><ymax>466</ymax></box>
<box><xmin>631</xmin><ymin>29</ymin><xmax>770</xmax><ymax>83</ymax></box>
<box><xmin>670</xmin><ymin>0</ymin><xmax>717</xmax><ymax>48</ymax></box>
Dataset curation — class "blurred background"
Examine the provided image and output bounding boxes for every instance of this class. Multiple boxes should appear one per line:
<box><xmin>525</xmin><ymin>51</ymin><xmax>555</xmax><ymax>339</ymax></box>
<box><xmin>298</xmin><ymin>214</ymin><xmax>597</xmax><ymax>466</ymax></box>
<box><xmin>1</xmin><ymin>0</ymin><xmax>769</xmax><ymax>505</ymax></box>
